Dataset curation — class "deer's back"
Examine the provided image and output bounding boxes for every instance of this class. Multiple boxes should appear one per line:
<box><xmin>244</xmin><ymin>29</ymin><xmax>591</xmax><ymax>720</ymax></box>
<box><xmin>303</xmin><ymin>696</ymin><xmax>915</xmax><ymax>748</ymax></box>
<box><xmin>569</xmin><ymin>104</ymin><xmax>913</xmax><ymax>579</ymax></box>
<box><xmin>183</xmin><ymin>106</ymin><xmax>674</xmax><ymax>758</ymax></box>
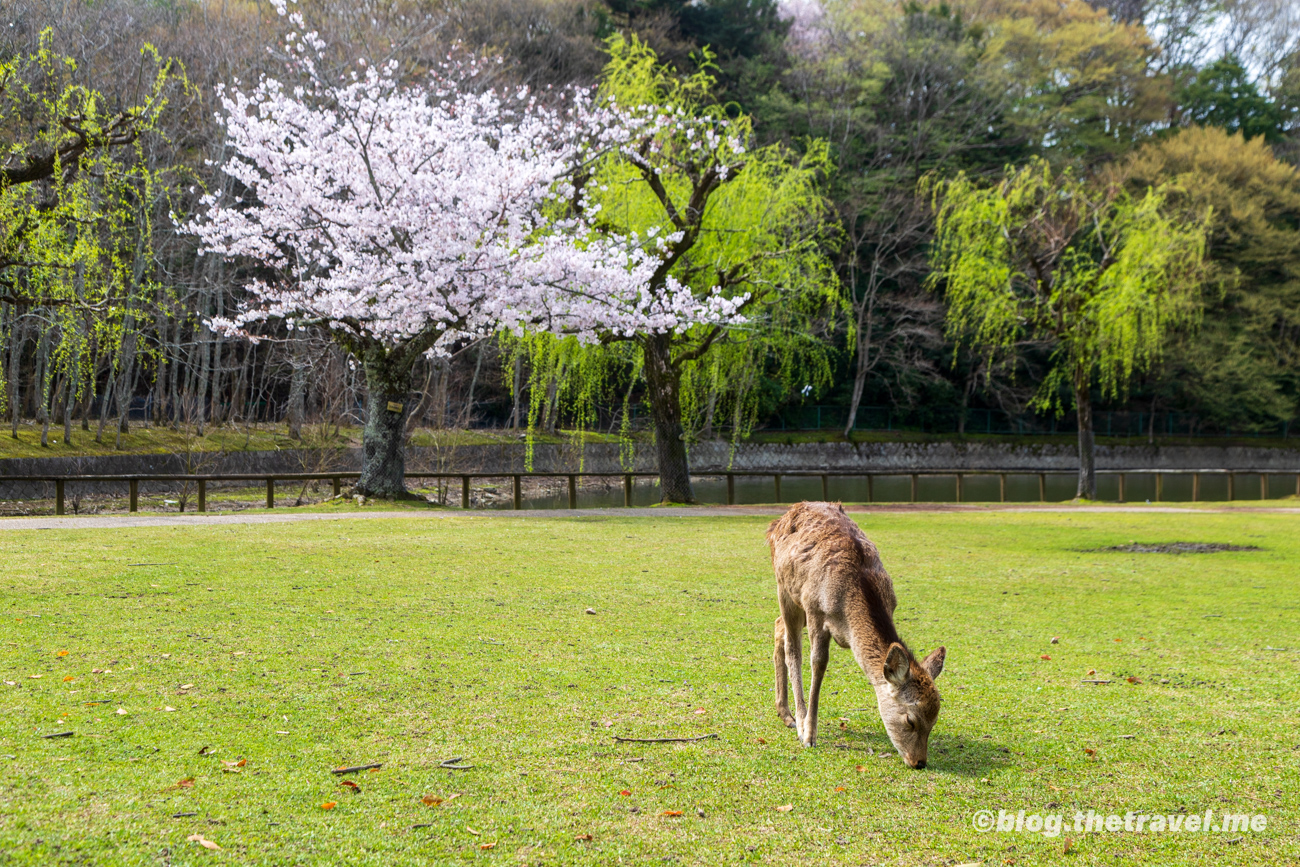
<box><xmin>767</xmin><ymin>501</ymin><xmax>897</xmax><ymax>621</ymax></box>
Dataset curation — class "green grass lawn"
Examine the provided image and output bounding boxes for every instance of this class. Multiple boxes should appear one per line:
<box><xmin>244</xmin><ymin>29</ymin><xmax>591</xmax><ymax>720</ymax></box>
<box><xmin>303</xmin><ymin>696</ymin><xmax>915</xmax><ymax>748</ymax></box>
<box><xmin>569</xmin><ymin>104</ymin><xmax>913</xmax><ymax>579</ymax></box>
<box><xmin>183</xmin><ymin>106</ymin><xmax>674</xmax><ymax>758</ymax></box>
<box><xmin>1</xmin><ymin>511</ymin><xmax>1297</xmax><ymax>865</ymax></box>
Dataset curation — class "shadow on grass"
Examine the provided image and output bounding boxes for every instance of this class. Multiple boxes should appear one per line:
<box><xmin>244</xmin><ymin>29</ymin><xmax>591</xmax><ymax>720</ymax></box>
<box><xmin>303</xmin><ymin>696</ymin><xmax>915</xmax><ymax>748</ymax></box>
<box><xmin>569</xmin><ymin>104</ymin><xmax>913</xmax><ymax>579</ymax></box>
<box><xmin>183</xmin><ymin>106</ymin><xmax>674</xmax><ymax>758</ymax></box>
<box><xmin>817</xmin><ymin>725</ymin><xmax>1012</xmax><ymax>776</ymax></box>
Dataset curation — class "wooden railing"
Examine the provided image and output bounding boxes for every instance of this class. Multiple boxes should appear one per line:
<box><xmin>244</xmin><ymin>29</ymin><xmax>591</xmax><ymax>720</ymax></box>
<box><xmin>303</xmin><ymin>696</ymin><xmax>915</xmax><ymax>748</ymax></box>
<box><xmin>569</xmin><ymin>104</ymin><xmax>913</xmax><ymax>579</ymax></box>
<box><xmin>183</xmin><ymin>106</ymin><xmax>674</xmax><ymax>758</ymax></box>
<box><xmin>3</xmin><ymin>468</ymin><xmax>1298</xmax><ymax>515</ymax></box>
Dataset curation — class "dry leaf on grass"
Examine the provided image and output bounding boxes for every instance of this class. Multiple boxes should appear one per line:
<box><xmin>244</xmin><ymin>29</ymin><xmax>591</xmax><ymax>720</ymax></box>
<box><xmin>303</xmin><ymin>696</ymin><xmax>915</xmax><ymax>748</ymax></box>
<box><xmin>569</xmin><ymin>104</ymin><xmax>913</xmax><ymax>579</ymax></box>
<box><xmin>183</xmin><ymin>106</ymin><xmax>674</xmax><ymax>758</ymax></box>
<box><xmin>1063</xmin><ymin>836</ymin><xmax>1074</xmax><ymax>853</ymax></box>
<box><xmin>1087</xmin><ymin>669</ymin><xmax>1096</xmax><ymax>675</ymax></box>
<box><xmin>339</xmin><ymin>780</ymin><xmax>360</xmax><ymax>792</ymax></box>
<box><xmin>575</xmin><ymin>833</ymin><xmax>593</xmax><ymax>841</ymax></box>
<box><xmin>855</xmin><ymin>765</ymin><xmax>867</xmax><ymax>773</ymax></box>
<box><xmin>221</xmin><ymin>759</ymin><xmax>246</xmax><ymax>768</ymax></box>
<box><xmin>479</xmin><ymin>842</ymin><xmax>495</xmax><ymax>850</ymax></box>
<box><xmin>28</xmin><ymin>675</ymin><xmax>41</xmax><ymax>680</ymax></box>
<box><xmin>115</xmin><ymin>708</ymin><xmax>128</xmax><ymax>715</ymax></box>
<box><xmin>834</xmin><ymin>787</ymin><xmax>846</xmax><ymax>792</ymax></box>
<box><xmin>186</xmin><ymin>834</ymin><xmax>221</xmax><ymax>851</ymax></box>
<box><xmin>755</xmin><ymin>737</ymin><xmax>766</xmax><ymax>744</ymax></box>
<box><xmin>775</xmin><ymin>805</ymin><xmax>794</xmax><ymax>813</ymax></box>
<box><xmin>62</xmin><ymin>676</ymin><xmax>74</xmax><ymax>683</ymax></box>
<box><xmin>1126</xmin><ymin>676</ymin><xmax>1142</xmax><ymax>684</ymax></box>
<box><xmin>1040</xmin><ymin>655</ymin><xmax>1052</xmax><ymax>661</ymax></box>
<box><xmin>421</xmin><ymin>795</ymin><xmax>442</xmax><ymax>807</ymax></box>
<box><xmin>176</xmin><ymin>777</ymin><xmax>195</xmax><ymax>789</ymax></box>
<box><xmin>320</xmin><ymin>801</ymin><xmax>337</xmax><ymax>810</ymax></box>
<box><xmin>1083</xmin><ymin>748</ymin><xmax>1096</xmax><ymax>756</ymax></box>
<box><xmin>465</xmin><ymin>827</ymin><xmax>481</xmax><ymax>836</ymax></box>
<box><xmin>57</xmin><ymin>651</ymin><xmax>68</xmax><ymax>657</ymax></box>
<box><xmin>661</xmin><ymin>810</ymin><xmax>682</xmax><ymax>817</ymax></box>
<box><xmin>619</xmin><ymin>790</ymin><xmax>630</xmax><ymax>797</ymax></box>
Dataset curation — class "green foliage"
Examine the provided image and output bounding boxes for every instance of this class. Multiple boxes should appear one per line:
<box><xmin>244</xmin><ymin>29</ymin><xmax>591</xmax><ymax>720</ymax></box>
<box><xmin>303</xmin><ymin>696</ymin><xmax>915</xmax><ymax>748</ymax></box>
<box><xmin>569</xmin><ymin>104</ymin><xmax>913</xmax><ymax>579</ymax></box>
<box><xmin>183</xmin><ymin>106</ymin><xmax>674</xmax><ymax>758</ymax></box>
<box><xmin>0</xmin><ymin>30</ymin><xmax>181</xmax><ymax>419</ymax></box>
<box><xmin>1176</xmin><ymin>56</ymin><xmax>1288</xmax><ymax>144</ymax></box>
<box><xmin>518</xmin><ymin>35</ymin><xmax>842</xmax><ymax>464</ymax></box>
<box><xmin>924</xmin><ymin>158</ymin><xmax>1210</xmax><ymax>413</ymax></box>
<box><xmin>1124</xmin><ymin>126</ymin><xmax>1300</xmax><ymax>428</ymax></box>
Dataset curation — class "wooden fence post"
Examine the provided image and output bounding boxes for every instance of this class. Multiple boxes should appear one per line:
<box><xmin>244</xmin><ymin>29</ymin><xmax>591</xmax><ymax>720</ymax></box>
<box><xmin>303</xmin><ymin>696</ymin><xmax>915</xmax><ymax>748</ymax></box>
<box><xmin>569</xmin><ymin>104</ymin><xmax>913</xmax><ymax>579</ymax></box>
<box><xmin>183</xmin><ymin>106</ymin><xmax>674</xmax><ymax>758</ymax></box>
<box><xmin>1038</xmin><ymin>473</ymin><xmax>1046</xmax><ymax>502</ymax></box>
<box><xmin>1118</xmin><ymin>473</ymin><xmax>1126</xmax><ymax>503</ymax></box>
<box><xmin>1155</xmin><ymin>472</ymin><xmax>1163</xmax><ymax>502</ymax></box>
<box><xmin>1192</xmin><ymin>473</ymin><xmax>1198</xmax><ymax>502</ymax></box>
<box><xmin>955</xmin><ymin>474</ymin><xmax>963</xmax><ymax>503</ymax></box>
<box><xmin>821</xmin><ymin>473</ymin><xmax>828</xmax><ymax>501</ymax></box>
<box><xmin>1227</xmin><ymin>473</ymin><xmax>1234</xmax><ymax>501</ymax></box>
<box><xmin>910</xmin><ymin>473</ymin><xmax>918</xmax><ymax>503</ymax></box>
<box><xmin>867</xmin><ymin>474</ymin><xmax>874</xmax><ymax>503</ymax></box>
<box><xmin>129</xmin><ymin>479</ymin><xmax>138</xmax><ymax>513</ymax></box>
<box><xmin>512</xmin><ymin>475</ymin><xmax>522</xmax><ymax>510</ymax></box>
<box><xmin>999</xmin><ymin>473</ymin><xmax>1006</xmax><ymax>503</ymax></box>
<box><xmin>267</xmin><ymin>478</ymin><xmax>275</xmax><ymax>509</ymax></box>
<box><xmin>623</xmin><ymin>474</ymin><xmax>632</xmax><ymax>508</ymax></box>
<box><xmin>198</xmin><ymin>480</ymin><xmax>206</xmax><ymax>513</ymax></box>
<box><xmin>1260</xmin><ymin>473</ymin><xmax>1267</xmax><ymax>500</ymax></box>
<box><xmin>462</xmin><ymin>476</ymin><xmax>470</xmax><ymax>509</ymax></box>
<box><xmin>727</xmin><ymin>473</ymin><xmax>735</xmax><ymax>505</ymax></box>
<box><xmin>774</xmin><ymin>474</ymin><xmax>782</xmax><ymax>503</ymax></box>
<box><xmin>333</xmin><ymin>477</ymin><xmax>341</xmax><ymax>498</ymax></box>
<box><xmin>568</xmin><ymin>475</ymin><xmax>577</xmax><ymax>509</ymax></box>
<box><xmin>56</xmin><ymin>480</ymin><xmax>64</xmax><ymax>515</ymax></box>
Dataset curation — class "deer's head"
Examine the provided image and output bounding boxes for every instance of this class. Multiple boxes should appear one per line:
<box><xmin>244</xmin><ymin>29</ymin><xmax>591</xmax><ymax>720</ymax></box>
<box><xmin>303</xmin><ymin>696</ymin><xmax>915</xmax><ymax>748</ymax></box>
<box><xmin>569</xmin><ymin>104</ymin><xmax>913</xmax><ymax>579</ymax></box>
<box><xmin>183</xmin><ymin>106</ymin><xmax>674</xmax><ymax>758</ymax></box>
<box><xmin>875</xmin><ymin>643</ymin><xmax>945</xmax><ymax>769</ymax></box>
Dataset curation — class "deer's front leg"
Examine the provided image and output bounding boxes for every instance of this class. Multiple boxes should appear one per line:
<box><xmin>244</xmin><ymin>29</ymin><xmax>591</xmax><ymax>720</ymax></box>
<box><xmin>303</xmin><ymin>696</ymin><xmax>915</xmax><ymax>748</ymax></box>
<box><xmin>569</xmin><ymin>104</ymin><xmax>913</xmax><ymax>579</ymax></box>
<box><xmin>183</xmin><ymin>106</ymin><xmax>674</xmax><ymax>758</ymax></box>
<box><xmin>773</xmin><ymin>618</ymin><xmax>796</xmax><ymax>728</ymax></box>
<box><xmin>780</xmin><ymin>608</ymin><xmax>808</xmax><ymax>741</ymax></box>
<box><xmin>804</xmin><ymin>621</ymin><xmax>831</xmax><ymax>747</ymax></box>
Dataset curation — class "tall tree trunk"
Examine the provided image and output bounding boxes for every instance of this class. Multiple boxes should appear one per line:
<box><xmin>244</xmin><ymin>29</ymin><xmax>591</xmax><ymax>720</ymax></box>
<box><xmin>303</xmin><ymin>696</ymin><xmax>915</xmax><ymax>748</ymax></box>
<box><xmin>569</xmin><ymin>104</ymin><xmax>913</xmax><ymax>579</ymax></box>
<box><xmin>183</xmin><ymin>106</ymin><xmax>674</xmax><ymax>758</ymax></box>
<box><xmin>459</xmin><ymin>341</ymin><xmax>484</xmax><ymax>428</ymax></box>
<box><xmin>63</xmin><ymin>372</ymin><xmax>75</xmax><ymax>447</ymax></box>
<box><xmin>642</xmin><ymin>333</ymin><xmax>694</xmax><ymax>504</ymax></box>
<box><xmin>356</xmin><ymin>347</ymin><xmax>415</xmax><ymax>498</ymax></box>
<box><xmin>286</xmin><ymin>336</ymin><xmax>308</xmax><ymax>440</ymax></box>
<box><xmin>1074</xmin><ymin>370</ymin><xmax>1096</xmax><ymax>500</ymax></box>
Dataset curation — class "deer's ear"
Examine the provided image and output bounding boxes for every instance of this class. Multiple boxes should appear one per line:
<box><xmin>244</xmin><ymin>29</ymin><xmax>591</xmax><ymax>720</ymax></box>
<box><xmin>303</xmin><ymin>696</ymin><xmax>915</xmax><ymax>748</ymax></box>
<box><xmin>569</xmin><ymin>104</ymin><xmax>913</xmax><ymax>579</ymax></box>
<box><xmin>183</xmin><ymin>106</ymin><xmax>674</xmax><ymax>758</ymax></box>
<box><xmin>922</xmin><ymin>646</ymin><xmax>946</xmax><ymax>680</ymax></box>
<box><xmin>883</xmin><ymin>643</ymin><xmax>910</xmax><ymax>688</ymax></box>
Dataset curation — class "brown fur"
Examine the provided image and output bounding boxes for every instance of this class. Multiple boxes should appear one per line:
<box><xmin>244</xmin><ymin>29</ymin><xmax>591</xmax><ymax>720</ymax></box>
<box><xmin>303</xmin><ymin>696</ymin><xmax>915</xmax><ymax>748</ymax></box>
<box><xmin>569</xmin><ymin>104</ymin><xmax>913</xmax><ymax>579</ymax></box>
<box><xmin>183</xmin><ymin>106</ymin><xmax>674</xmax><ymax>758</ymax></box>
<box><xmin>767</xmin><ymin>501</ymin><xmax>946</xmax><ymax>767</ymax></box>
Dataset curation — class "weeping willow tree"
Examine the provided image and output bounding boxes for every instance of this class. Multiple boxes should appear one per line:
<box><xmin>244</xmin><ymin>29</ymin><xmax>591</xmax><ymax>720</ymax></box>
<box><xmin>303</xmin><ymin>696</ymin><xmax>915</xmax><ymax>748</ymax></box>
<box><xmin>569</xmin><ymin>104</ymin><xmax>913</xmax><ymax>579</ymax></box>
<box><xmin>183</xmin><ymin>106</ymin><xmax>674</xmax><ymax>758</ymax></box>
<box><xmin>518</xmin><ymin>35</ymin><xmax>843</xmax><ymax>503</ymax></box>
<box><xmin>0</xmin><ymin>31</ymin><xmax>178</xmax><ymax>446</ymax></box>
<box><xmin>923</xmin><ymin>158</ymin><xmax>1210</xmax><ymax>499</ymax></box>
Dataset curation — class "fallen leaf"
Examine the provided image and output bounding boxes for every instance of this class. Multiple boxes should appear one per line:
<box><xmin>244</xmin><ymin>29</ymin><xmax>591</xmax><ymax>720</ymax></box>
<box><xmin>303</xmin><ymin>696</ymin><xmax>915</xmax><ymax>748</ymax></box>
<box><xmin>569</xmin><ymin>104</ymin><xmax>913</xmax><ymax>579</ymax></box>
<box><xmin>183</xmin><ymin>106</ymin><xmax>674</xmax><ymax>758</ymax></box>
<box><xmin>57</xmin><ymin>651</ymin><xmax>68</xmax><ymax>657</ymax></box>
<box><xmin>197</xmin><ymin>745</ymin><xmax>211</xmax><ymax>755</ymax></box>
<box><xmin>619</xmin><ymin>790</ymin><xmax>630</xmax><ymax>797</ymax></box>
<box><xmin>63</xmin><ymin>676</ymin><xmax>74</xmax><ymax>683</ymax></box>
<box><xmin>177</xmin><ymin>777</ymin><xmax>195</xmax><ymax>788</ymax></box>
<box><xmin>27</xmin><ymin>675</ymin><xmax>41</xmax><ymax>680</ymax></box>
<box><xmin>755</xmin><ymin>738</ymin><xmax>766</xmax><ymax>744</ymax></box>
<box><xmin>693</xmin><ymin>708</ymin><xmax>706</xmax><ymax>715</ymax></box>
<box><xmin>368</xmin><ymin>767</ymin><xmax>380</xmax><ymax>773</ymax></box>
<box><xmin>221</xmin><ymin>759</ymin><xmax>246</xmax><ymax>768</ymax></box>
<box><xmin>91</xmin><ymin>669</ymin><xmax>102</xmax><ymax>674</ymax></box>
<box><xmin>775</xmin><ymin>804</ymin><xmax>794</xmax><ymax>813</ymax></box>
<box><xmin>1050</xmin><ymin>636</ymin><xmax>1060</xmax><ymax>644</ymax></box>
<box><xmin>164</xmin><ymin>706</ymin><xmax>176</xmax><ymax>712</ymax></box>
<box><xmin>855</xmin><ymin>765</ymin><xmax>867</xmax><ymax>773</ymax></box>
<box><xmin>180</xmin><ymin>684</ymin><xmax>194</xmax><ymax>690</ymax></box>
<box><xmin>1083</xmin><ymin>748</ymin><xmax>1096</xmax><ymax>756</ymax></box>
<box><xmin>1114</xmin><ymin>639</ymin><xmax>1122</xmax><ymax>643</ymax></box>
<box><xmin>186</xmin><ymin>833</ymin><xmax>221</xmax><ymax>851</ymax></box>
<box><xmin>115</xmin><ymin>708</ymin><xmax>128</xmax><ymax>715</ymax></box>
<box><xmin>466</xmin><ymin>826</ymin><xmax>481</xmax><ymax>835</ymax></box>
<box><xmin>585</xmin><ymin>608</ymin><xmax>597</xmax><ymax>615</ymax></box>
<box><xmin>661</xmin><ymin>810</ymin><xmax>682</xmax><ymax>817</ymax></box>
<box><xmin>320</xmin><ymin>801</ymin><xmax>337</xmax><ymax>810</ymax></box>
<box><xmin>479</xmin><ymin>842</ymin><xmax>495</xmax><ymax>850</ymax></box>
<box><xmin>1040</xmin><ymin>655</ymin><xmax>1051</xmax><ymax>661</ymax></box>
<box><xmin>1126</xmin><ymin>676</ymin><xmax>1142</xmax><ymax>684</ymax></box>
<box><xmin>1086</xmin><ymin>669</ymin><xmax>1096</xmax><ymax>675</ymax></box>
<box><xmin>339</xmin><ymin>780</ymin><xmax>360</xmax><ymax>791</ymax></box>
<box><xmin>421</xmin><ymin>795</ymin><xmax>442</xmax><ymax>807</ymax></box>
<box><xmin>838</xmin><ymin>721</ymin><xmax>847</xmax><ymax>729</ymax></box>
<box><xmin>575</xmin><ymin>833</ymin><xmax>593</xmax><ymax>841</ymax></box>
<box><xmin>1063</xmin><ymin>837</ymin><xmax>1074</xmax><ymax>853</ymax></box>
<box><xmin>834</xmin><ymin>787</ymin><xmax>846</xmax><ymax>792</ymax></box>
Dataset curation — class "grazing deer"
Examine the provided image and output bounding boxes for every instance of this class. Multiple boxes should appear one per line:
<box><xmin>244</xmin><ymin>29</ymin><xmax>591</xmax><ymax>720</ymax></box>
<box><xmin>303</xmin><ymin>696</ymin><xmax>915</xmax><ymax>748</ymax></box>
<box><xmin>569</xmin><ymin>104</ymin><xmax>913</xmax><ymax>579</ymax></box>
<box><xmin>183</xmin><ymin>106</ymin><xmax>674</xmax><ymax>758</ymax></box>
<box><xmin>768</xmin><ymin>501</ymin><xmax>945</xmax><ymax>768</ymax></box>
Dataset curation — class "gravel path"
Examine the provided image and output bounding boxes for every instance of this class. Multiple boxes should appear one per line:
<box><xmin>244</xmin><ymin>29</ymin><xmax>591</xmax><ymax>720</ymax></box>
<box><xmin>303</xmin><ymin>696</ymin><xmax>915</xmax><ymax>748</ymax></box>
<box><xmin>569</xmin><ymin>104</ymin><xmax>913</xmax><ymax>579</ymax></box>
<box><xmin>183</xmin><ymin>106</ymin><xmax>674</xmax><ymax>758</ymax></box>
<box><xmin>1</xmin><ymin>502</ymin><xmax>1297</xmax><ymax>531</ymax></box>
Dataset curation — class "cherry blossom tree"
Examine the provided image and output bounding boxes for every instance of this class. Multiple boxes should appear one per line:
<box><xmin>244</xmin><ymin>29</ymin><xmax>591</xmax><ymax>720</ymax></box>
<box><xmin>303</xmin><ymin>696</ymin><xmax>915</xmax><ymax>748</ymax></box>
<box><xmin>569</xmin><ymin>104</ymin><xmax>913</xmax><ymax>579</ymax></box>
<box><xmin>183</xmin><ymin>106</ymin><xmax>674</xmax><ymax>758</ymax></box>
<box><xmin>189</xmin><ymin>11</ymin><xmax>742</xmax><ymax>497</ymax></box>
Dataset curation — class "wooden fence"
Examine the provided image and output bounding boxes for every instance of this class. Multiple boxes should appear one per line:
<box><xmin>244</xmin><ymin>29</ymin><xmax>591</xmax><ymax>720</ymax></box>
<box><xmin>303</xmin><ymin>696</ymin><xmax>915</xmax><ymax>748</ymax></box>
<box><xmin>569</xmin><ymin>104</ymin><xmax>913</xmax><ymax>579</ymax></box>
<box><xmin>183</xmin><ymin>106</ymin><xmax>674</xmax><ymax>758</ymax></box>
<box><xmin>3</xmin><ymin>468</ymin><xmax>1298</xmax><ymax>515</ymax></box>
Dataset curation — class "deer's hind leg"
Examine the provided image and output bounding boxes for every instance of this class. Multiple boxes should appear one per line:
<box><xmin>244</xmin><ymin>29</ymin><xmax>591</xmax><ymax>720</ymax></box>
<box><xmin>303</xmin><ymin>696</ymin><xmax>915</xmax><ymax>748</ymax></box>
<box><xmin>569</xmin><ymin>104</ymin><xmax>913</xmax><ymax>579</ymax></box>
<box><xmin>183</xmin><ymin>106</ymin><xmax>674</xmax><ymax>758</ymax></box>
<box><xmin>773</xmin><ymin>618</ymin><xmax>796</xmax><ymax>729</ymax></box>
<box><xmin>778</xmin><ymin>603</ymin><xmax>810</xmax><ymax>745</ymax></box>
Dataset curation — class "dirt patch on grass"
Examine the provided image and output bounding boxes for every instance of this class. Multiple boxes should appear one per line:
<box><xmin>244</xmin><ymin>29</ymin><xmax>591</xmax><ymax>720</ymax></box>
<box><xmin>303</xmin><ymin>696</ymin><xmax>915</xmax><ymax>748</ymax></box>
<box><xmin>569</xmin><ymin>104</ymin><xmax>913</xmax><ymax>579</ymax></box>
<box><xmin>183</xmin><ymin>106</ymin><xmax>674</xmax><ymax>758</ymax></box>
<box><xmin>1096</xmin><ymin>542</ymin><xmax>1263</xmax><ymax>554</ymax></box>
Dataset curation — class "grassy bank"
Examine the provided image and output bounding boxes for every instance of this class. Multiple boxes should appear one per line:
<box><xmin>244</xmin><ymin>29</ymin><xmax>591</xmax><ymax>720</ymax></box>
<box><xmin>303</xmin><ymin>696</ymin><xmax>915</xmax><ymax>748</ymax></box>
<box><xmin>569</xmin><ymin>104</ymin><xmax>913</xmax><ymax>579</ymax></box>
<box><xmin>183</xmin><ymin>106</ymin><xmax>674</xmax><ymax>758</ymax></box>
<box><xmin>1</xmin><ymin>511</ymin><xmax>1297</xmax><ymax>864</ymax></box>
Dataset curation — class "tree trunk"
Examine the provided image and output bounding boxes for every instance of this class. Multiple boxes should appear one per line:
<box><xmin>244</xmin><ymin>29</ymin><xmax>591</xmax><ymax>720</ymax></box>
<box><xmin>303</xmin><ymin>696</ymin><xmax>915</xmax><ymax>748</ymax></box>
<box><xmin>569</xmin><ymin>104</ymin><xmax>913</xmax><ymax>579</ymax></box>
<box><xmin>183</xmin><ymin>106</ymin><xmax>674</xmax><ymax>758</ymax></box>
<box><xmin>508</xmin><ymin>354</ymin><xmax>523</xmax><ymax>430</ymax></box>
<box><xmin>286</xmin><ymin>336</ymin><xmax>308</xmax><ymax>440</ymax></box>
<box><xmin>356</xmin><ymin>348</ymin><xmax>415</xmax><ymax>499</ymax></box>
<box><xmin>642</xmin><ymin>333</ymin><xmax>694</xmax><ymax>504</ymax></box>
<box><xmin>1074</xmin><ymin>371</ymin><xmax>1096</xmax><ymax>500</ymax></box>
